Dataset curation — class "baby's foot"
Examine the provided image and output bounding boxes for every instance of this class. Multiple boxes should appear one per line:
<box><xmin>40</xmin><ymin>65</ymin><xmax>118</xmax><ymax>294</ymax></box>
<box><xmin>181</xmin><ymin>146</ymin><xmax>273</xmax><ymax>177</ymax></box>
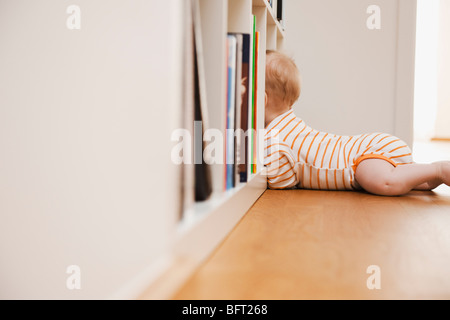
<box><xmin>436</xmin><ymin>161</ymin><xmax>450</xmax><ymax>187</ymax></box>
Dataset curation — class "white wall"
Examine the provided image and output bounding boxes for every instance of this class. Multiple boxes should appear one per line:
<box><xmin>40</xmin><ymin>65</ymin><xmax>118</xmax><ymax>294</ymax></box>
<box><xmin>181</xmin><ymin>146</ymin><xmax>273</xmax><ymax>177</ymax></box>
<box><xmin>435</xmin><ymin>0</ymin><xmax>450</xmax><ymax>139</ymax></box>
<box><xmin>284</xmin><ymin>0</ymin><xmax>416</xmax><ymax>146</ymax></box>
<box><xmin>0</xmin><ymin>0</ymin><xmax>181</xmax><ymax>299</ymax></box>
<box><xmin>414</xmin><ymin>0</ymin><xmax>440</xmax><ymax>141</ymax></box>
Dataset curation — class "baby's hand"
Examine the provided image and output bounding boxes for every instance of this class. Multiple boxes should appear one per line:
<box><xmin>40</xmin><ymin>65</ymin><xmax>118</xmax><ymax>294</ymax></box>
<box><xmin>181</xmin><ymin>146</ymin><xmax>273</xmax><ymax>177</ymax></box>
<box><xmin>241</xmin><ymin>78</ymin><xmax>247</xmax><ymax>96</ymax></box>
<box><xmin>240</xmin><ymin>77</ymin><xmax>247</xmax><ymax>105</ymax></box>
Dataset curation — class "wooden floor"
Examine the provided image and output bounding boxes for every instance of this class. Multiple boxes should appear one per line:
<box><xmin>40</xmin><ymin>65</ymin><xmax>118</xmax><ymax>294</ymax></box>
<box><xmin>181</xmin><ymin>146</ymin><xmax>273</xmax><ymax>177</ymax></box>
<box><xmin>173</xmin><ymin>142</ymin><xmax>450</xmax><ymax>300</ymax></box>
<box><xmin>173</xmin><ymin>187</ymin><xmax>450</xmax><ymax>300</ymax></box>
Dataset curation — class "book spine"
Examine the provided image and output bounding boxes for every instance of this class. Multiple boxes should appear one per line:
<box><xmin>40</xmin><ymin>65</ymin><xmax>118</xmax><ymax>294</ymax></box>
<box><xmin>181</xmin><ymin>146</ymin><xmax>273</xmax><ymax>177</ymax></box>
<box><xmin>238</xmin><ymin>33</ymin><xmax>251</xmax><ymax>183</ymax></box>
<box><xmin>251</xmin><ymin>15</ymin><xmax>256</xmax><ymax>177</ymax></box>
<box><xmin>226</xmin><ymin>35</ymin><xmax>237</xmax><ymax>190</ymax></box>
<box><xmin>253</xmin><ymin>31</ymin><xmax>260</xmax><ymax>174</ymax></box>
<box><xmin>234</xmin><ymin>34</ymin><xmax>244</xmax><ymax>187</ymax></box>
<box><xmin>193</xmin><ymin>0</ymin><xmax>212</xmax><ymax>202</ymax></box>
<box><xmin>224</xmin><ymin>38</ymin><xmax>229</xmax><ymax>191</ymax></box>
<box><xmin>181</xmin><ymin>0</ymin><xmax>195</xmax><ymax>214</ymax></box>
<box><xmin>277</xmin><ymin>0</ymin><xmax>285</xmax><ymax>29</ymax></box>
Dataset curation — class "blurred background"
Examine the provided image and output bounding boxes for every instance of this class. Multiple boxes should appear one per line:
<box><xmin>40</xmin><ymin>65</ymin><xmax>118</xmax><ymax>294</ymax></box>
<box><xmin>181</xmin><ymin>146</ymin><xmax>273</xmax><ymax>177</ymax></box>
<box><xmin>285</xmin><ymin>0</ymin><xmax>450</xmax><ymax>152</ymax></box>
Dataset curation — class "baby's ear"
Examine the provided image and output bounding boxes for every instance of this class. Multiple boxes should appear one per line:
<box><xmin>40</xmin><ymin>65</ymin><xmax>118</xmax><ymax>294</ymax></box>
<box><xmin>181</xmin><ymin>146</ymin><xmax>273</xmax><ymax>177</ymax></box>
<box><xmin>265</xmin><ymin>92</ymin><xmax>268</xmax><ymax>107</ymax></box>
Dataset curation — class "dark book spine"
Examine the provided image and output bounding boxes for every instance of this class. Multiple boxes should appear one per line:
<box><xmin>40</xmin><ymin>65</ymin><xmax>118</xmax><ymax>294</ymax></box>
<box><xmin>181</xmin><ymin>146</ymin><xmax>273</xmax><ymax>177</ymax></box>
<box><xmin>239</xmin><ymin>34</ymin><xmax>251</xmax><ymax>183</ymax></box>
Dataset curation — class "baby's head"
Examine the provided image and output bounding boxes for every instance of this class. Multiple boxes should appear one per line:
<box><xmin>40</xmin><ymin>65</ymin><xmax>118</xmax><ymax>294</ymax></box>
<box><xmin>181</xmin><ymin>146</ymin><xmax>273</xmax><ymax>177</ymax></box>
<box><xmin>265</xmin><ymin>50</ymin><xmax>301</xmax><ymax>110</ymax></box>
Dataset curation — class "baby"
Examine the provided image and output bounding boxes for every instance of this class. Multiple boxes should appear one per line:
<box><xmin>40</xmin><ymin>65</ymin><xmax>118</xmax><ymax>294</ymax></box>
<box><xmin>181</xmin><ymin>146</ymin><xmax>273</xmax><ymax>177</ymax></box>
<box><xmin>264</xmin><ymin>50</ymin><xmax>450</xmax><ymax>196</ymax></box>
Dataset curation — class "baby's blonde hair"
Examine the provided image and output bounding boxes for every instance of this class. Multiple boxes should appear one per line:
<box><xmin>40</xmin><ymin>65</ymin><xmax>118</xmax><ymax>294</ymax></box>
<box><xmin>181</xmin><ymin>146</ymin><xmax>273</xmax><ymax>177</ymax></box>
<box><xmin>265</xmin><ymin>50</ymin><xmax>301</xmax><ymax>106</ymax></box>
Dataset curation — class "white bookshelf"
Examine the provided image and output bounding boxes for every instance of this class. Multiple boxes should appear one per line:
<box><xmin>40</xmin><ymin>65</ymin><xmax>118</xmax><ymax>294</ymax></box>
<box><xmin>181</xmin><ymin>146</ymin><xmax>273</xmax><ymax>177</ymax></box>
<box><xmin>0</xmin><ymin>0</ymin><xmax>420</xmax><ymax>300</ymax></box>
<box><xmin>141</xmin><ymin>0</ymin><xmax>286</xmax><ymax>299</ymax></box>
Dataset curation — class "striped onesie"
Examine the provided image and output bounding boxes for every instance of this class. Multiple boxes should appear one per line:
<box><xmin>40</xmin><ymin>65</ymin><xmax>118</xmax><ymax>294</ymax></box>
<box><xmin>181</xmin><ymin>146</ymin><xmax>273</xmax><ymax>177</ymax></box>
<box><xmin>264</xmin><ymin>109</ymin><xmax>414</xmax><ymax>190</ymax></box>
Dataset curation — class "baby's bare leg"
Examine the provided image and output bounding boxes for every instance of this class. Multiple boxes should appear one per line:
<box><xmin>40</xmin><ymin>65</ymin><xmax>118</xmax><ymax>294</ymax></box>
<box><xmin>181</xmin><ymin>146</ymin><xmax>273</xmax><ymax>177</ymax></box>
<box><xmin>414</xmin><ymin>182</ymin><xmax>434</xmax><ymax>191</ymax></box>
<box><xmin>354</xmin><ymin>159</ymin><xmax>450</xmax><ymax>196</ymax></box>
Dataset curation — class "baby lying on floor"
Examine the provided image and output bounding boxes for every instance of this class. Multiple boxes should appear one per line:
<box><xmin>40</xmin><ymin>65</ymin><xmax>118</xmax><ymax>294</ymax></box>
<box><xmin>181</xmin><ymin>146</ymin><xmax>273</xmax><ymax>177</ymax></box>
<box><xmin>264</xmin><ymin>51</ymin><xmax>450</xmax><ymax>196</ymax></box>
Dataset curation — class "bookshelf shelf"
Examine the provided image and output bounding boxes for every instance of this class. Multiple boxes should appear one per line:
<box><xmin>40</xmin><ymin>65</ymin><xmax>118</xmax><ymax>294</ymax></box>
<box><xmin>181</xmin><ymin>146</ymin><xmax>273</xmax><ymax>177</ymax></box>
<box><xmin>253</xmin><ymin>0</ymin><xmax>273</xmax><ymax>11</ymax></box>
<box><xmin>254</xmin><ymin>0</ymin><xmax>285</xmax><ymax>37</ymax></box>
<box><xmin>176</xmin><ymin>170</ymin><xmax>267</xmax><ymax>261</ymax></box>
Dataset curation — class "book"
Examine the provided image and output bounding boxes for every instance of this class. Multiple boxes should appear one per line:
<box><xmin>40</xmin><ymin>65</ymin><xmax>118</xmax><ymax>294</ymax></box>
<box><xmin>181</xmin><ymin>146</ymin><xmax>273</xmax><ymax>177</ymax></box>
<box><xmin>192</xmin><ymin>0</ymin><xmax>212</xmax><ymax>201</ymax></box>
<box><xmin>180</xmin><ymin>0</ymin><xmax>195</xmax><ymax>215</ymax></box>
<box><xmin>277</xmin><ymin>0</ymin><xmax>285</xmax><ymax>29</ymax></box>
<box><xmin>225</xmin><ymin>35</ymin><xmax>237</xmax><ymax>190</ymax></box>
<box><xmin>233</xmin><ymin>34</ymin><xmax>244</xmax><ymax>187</ymax></box>
<box><xmin>253</xmin><ymin>30</ymin><xmax>260</xmax><ymax>174</ymax></box>
<box><xmin>251</xmin><ymin>16</ymin><xmax>256</xmax><ymax>176</ymax></box>
<box><xmin>250</xmin><ymin>15</ymin><xmax>260</xmax><ymax>175</ymax></box>
<box><xmin>237</xmin><ymin>33</ymin><xmax>251</xmax><ymax>183</ymax></box>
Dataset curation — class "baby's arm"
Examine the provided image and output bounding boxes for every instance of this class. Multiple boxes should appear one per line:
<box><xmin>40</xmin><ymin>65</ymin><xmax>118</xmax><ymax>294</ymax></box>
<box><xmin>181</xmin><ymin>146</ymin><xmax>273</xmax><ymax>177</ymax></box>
<box><xmin>354</xmin><ymin>159</ymin><xmax>450</xmax><ymax>196</ymax></box>
<box><xmin>265</xmin><ymin>153</ymin><xmax>298</xmax><ymax>189</ymax></box>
